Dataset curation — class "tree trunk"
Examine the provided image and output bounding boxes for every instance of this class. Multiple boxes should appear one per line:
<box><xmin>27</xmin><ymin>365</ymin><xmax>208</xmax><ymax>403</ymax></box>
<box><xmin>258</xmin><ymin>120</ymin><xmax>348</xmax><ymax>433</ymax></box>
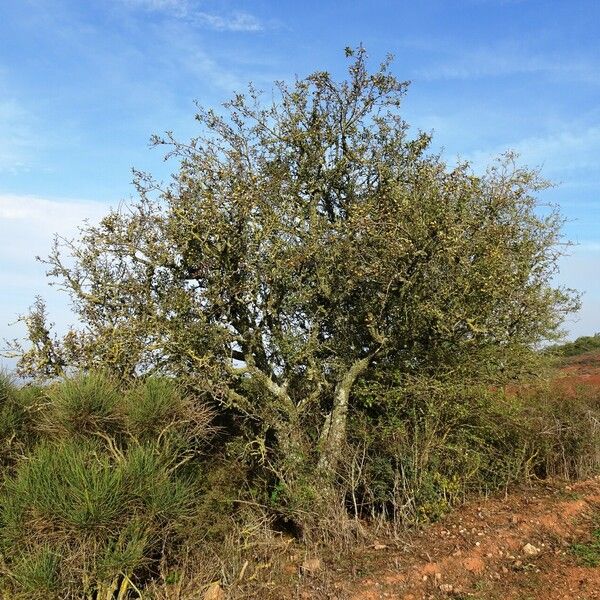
<box><xmin>317</xmin><ymin>356</ymin><xmax>371</xmax><ymax>477</ymax></box>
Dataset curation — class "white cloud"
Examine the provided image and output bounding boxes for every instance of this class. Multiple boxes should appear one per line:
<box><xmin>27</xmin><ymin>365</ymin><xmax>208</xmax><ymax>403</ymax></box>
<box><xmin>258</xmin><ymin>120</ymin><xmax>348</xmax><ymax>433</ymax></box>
<box><xmin>0</xmin><ymin>98</ymin><xmax>36</xmax><ymax>172</ymax></box>
<box><xmin>151</xmin><ymin>21</ymin><xmax>276</xmax><ymax>93</ymax></box>
<box><xmin>466</xmin><ymin>124</ymin><xmax>600</xmax><ymax>178</ymax></box>
<box><xmin>412</xmin><ymin>41</ymin><xmax>599</xmax><ymax>85</ymax></box>
<box><xmin>0</xmin><ymin>194</ymin><xmax>109</xmax><ymax>249</ymax></box>
<box><xmin>0</xmin><ymin>194</ymin><xmax>113</xmax><ymax>371</ymax></box>
<box><xmin>119</xmin><ymin>0</ymin><xmax>264</xmax><ymax>32</ymax></box>
<box><xmin>121</xmin><ymin>0</ymin><xmax>187</xmax><ymax>14</ymax></box>
<box><xmin>191</xmin><ymin>11</ymin><xmax>263</xmax><ymax>32</ymax></box>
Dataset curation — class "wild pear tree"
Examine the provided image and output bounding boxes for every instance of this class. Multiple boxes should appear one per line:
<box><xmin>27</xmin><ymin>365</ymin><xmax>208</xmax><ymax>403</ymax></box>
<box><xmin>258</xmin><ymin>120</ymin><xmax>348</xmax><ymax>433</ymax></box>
<box><xmin>9</xmin><ymin>48</ymin><xmax>578</xmax><ymax>478</ymax></box>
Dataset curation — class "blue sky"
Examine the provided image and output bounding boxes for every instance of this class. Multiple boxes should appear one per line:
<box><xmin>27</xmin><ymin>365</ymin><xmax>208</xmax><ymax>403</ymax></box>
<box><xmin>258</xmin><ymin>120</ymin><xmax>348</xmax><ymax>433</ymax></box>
<box><xmin>1</xmin><ymin>0</ymin><xmax>599</xmax><ymax>370</ymax></box>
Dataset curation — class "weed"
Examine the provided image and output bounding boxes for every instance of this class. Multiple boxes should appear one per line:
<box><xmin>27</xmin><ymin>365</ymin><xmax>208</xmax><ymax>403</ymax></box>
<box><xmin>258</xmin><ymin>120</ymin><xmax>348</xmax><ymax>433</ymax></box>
<box><xmin>571</xmin><ymin>528</ymin><xmax>600</xmax><ymax>567</ymax></box>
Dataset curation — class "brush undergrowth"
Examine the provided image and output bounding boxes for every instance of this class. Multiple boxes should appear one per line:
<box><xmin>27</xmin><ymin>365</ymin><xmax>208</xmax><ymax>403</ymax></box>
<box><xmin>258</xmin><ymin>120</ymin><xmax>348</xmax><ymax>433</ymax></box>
<box><xmin>0</xmin><ymin>371</ymin><xmax>598</xmax><ymax>598</ymax></box>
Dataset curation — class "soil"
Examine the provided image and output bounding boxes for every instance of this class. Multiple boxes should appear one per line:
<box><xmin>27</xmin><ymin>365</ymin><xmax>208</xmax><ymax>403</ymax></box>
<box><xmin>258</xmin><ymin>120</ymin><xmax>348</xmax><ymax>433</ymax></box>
<box><xmin>265</xmin><ymin>476</ymin><xmax>600</xmax><ymax>600</ymax></box>
<box><xmin>263</xmin><ymin>353</ymin><xmax>600</xmax><ymax>600</ymax></box>
<box><xmin>341</xmin><ymin>477</ymin><xmax>600</xmax><ymax>600</ymax></box>
<box><xmin>556</xmin><ymin>351</ymin><xmax>600</xmax><ymax>392</ymax></box>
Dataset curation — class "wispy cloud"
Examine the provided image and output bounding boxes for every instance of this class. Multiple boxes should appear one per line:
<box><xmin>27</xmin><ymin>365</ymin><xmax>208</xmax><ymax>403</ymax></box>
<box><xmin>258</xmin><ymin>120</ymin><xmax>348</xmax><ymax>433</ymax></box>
<box><xmin>190</xmin><ymin>11</ymin><xmax>263</xmax><ymax>32</ymax></box>
<box><xmin>411</xmin><ymin>41</ymin><xmax>599</xmax><ymax>85</ymax></box>
<box><xmin>466</xmin><ymin>124</ymin><xmax>600</xmax><ymax>177</ymax></box>
<box><xmin>120</xmin><ymin>0</ymin><xmax>264</xmax><ymax>32</ymax></box>
<box><xmin>0</xmin><ymin>194</ymin><xmax>109</xmax><ymax>262</ymax></box>
<box><xmin>150</xmin><ymin>21</ymin><xmax>280</xmax><ymax>93</ymax></box>
<box><xmin>0</xmin><ymin>97</ymin><xmax>36</xmax><ymax>172</ymax></box>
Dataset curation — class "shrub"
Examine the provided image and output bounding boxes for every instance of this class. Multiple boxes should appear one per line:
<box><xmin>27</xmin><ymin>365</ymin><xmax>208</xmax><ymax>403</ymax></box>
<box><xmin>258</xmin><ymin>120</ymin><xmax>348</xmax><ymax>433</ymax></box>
<box><xmin>520</xmin><ymin>382</ymin><xmax>600</xmax><ymax>479</ymax></box>
<box><xmin>0</xmin><ymin>437</ymin><xmax>198</xmax><ymax>597</ymax></box>
<box><xmin>44</xmin><ymin>371</ymin><xmax>121</xmax><ymax>437</ymax></box>
<box><xmin>345</xmin><ymin>376</ymin><xmax>600</xmax><ymax>526</ymax></box>
<box><xmin>545</xmin><ymin>333</ymin><xmax>600</xmax><ymax>358</ymax></box>
<box><xmin>0</xmin><ymin>374</ymin><xmax>41</xmax><ymax>468</ymax></box>
<box><xmin>122</xmin><ymin>376</ymin><xmax>214</xmax><ymax>448</ymax></box>
<box><xmin>0</xmin><ymin>367</ymin><xmax>598</xmax><ymax>597</ymax></box>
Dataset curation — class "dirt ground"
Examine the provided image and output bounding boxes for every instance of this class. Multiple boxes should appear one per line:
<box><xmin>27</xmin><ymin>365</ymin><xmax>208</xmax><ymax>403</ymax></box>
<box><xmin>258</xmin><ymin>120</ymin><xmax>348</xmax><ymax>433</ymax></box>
<box><xmin>341</xmin><ymin>477</ymin><xmax>600</xmax><ymax>600</ymax></box>
<box><xmin>271</xmin><ymin>477</ymin><xmax>600</xmax><ymax>600</ymax></box>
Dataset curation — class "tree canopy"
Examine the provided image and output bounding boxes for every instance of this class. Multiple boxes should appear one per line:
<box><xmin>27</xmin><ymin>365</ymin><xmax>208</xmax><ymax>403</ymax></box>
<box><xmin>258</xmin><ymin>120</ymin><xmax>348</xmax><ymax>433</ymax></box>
<box><xmin>8</xmin><ymin>48</ymin><xmax>578</xmax><ymax>475</ymax></box>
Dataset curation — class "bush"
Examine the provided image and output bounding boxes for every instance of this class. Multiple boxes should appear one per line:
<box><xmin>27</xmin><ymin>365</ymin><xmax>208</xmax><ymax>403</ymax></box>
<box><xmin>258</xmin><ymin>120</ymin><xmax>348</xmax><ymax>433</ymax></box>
<box><xmin>344</xmin><ymin>376</ymin><xmax>600</xmax><ymax>526</ymax></box>
<box><xmin>0</xmin><ymin>374</ymin><xmax>41</xmax><ymax>468</ymax></box>
<box><xmin>0</xmin><ymin>368</ymin><xmax>599</xmax><ymax>597</ymax></box>
<box><xmin>545</xmin><ymin>333</ymin><xmax>600</xmax><ymax>358</ymax></box>
<box><xmin>0</xmin><ymin>438</ymin><xmax>199</xmax><ymax>597</ymax></box>
<box><xmin>0</xmin><ymin>373</ymin><xmax>219</xmax><ymax>599</ymax></box>
<box><xmin>43</xmin><ymin>371</ymin><xmax>121</xmax><ymax>437</ymax></box>
<box><xmin>520</xmin><ymin>382</ymin><xmax>600</xmax><ymax>479</ymax></box>
<box><xmin>122</xmin><ymin>376</ymin><xmax>214</xmax><ymax>449</ymax></box>
<box><xmin>345</xmin><ymin>379</ymin><xmax>526</xmax><ymax>524</ymax></box>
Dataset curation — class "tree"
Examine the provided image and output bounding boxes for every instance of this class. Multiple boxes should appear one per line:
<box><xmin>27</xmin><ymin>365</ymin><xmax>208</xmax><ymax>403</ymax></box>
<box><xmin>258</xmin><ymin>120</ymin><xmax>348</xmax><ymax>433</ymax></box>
<box><xmin>8</xmin><ymin>48</ymin><xmax>578</xmax><ymax>479</ymax></box>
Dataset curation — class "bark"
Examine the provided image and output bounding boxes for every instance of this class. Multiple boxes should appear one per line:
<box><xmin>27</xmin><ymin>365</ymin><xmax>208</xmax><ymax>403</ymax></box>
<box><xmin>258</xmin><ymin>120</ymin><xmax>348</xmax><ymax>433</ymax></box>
<box><xmin>317</xmin><ymin>356</ymin><xmax>371</xmax><ymax>476</ymax></box>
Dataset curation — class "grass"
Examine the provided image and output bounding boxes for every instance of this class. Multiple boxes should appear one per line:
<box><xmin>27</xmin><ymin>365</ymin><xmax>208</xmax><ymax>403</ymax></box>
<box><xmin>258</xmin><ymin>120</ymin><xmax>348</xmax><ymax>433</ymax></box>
<box><xmin>44</xmin><ymin>371</ymin><xmax>121</xmax><ymax>436</ymax></box>
<box><xmin>0</xmin><ymin>375</ymin><xmax>215</xmax><ymax>598</ymax></box>
<box><xmin>10</xmin><ymin>546</ymin><xmax>61</xmax><ymax>600</ymax></box>
<box><xmin>571</xmin><ymin>527</ymin><xmax>600</xmax><ymax>567</ymax></box>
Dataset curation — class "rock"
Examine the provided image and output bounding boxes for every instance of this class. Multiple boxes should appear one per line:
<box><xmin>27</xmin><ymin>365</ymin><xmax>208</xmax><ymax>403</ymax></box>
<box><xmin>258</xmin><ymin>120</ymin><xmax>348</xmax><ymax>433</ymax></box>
<box><xmin>439</xmin><ymin>583</ymin><xmax>454</xmax><ymax>593</ymax></box>
<box><xmin>301</xmin><ymin>558</ymin><xmax>322</xmax><ymax>575</ymax></box>
<box><xmin>373</xmin><ymin>543</ymin><xmax>388</xmax><ymax>550</ymax></box>
<box><xmin>463</xmin><ymin>557</ymin><xmax>485</xmax><ymax>574</ymax></box>
<box><xmin>204</xmin><ymin>582</ymin><xmax>225</xmax><ymax>600</ymax></box>
<box><xmin>522</xmin><ymin>543</ymin><xmax>541</xmax><ymax>556</ymax></box>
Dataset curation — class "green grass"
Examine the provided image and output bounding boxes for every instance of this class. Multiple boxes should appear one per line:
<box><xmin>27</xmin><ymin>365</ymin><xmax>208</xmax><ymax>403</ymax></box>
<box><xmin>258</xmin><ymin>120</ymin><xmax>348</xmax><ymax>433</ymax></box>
<box><xmin>10</xmin><ymin>546</ymin><xmax>61</xmax><ymax>600</ymax></box>
<box><xmin>571</xmin><ymin>528</ymin><xmax>600</xmax><ymax>567</ymax></box>
<box><xmin>45</xmin><ymin>371</ymin><xmax>121</xmax><ymax>436</ymax></box>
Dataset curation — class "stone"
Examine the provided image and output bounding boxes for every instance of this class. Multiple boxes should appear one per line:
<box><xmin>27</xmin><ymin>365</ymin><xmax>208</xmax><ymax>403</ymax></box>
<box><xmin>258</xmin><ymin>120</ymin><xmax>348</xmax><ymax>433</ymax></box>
<box><xmin>204</xmin><ymin>582</ymin><xmax>225</xmax><ymax>600</ymax></box>
<box><xmin>301</xmin><ymin>558</ymin><xmax>322</xmax><ymax>575</ymax></box>
<box><xmin>522</xmin><ymin>543</ymin><xmax>541</xmax><ymax>556</ymax></box>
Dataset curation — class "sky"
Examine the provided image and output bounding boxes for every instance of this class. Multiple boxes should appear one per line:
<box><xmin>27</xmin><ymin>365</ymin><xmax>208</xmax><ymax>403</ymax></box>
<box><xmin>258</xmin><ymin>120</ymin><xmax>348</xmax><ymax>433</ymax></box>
<box><xmin>0</xmin><ymin>0</ymin><xmax>599</xmax><ymax>371</ymax></box>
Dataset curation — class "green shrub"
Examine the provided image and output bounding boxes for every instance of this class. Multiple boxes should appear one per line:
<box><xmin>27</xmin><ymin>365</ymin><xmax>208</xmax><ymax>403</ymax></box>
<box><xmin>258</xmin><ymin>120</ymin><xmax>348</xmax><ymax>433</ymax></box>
<box><xmin>44</xmin><ymin>371</ymin><xmax>121</xmax><ymax>436</ymax></box>
<box><xmin>1</xmin><ymin>366</ymin><xmax>598</xmax><ymax>597</ymax></box>
<box><xmin>346</xmin><ymin>376</ymin><xmax>600</xmax><ymax>526</ymax></box>
<box><xmin>545</xmin><ymin>333</ymin><xmax>600</xmax><ymax>358</ymax></box>
<box><xmin>0</xmin><ymin>437</ymin><xmax>198</xmax><ymax>597</ymax></box>
<box><xmin>123</xmin><ymin>377</ymin><xmax>214</xmax><ymax>450</ymax></box>
<box><xmin>520</xmin><ymin>382</ymin><xmax>600</xmax><ymax>479</ymax></box>
<box><xmin>0</xmin><ymin>440</ymin><xmax>127</xmax><ymax>542</ymax></box>
<box><xmin>0</xmin><ymin>374</ymin><xmax>41</xmax><ymax>468</ymax></box>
